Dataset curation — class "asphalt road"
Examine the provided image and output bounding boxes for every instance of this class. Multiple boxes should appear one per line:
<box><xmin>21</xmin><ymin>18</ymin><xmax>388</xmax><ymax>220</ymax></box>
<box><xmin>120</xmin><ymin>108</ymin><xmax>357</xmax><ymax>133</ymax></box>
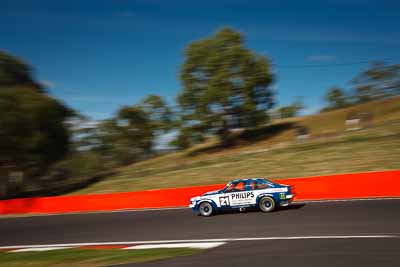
<box><xmin>114</xmin><ymin>238</ymin><xmax>400</xmax><ymax>267</ymax></box>
<box><xmin>1</xmin><ymin>199</ymin><xmax>399</xmax><ymax>267</ymax></box>
<box><xmin>1</xmin><ymin>199</ymin><xmax>400</xmax><ymax>245</ymax></box>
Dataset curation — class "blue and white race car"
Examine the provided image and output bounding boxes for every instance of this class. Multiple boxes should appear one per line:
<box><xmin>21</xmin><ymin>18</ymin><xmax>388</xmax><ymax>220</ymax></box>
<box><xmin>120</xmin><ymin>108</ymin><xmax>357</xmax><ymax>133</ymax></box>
<box><xmin>189</xmin><ymin>178</ymin><xmax>295</xmax><ymax>216</ymax></box>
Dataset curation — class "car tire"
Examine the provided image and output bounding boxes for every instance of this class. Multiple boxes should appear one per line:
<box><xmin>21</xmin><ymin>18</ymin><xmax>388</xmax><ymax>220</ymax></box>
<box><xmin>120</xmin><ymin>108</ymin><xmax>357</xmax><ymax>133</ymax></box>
<box><xmin>199</xmin><ymin>202</ymin><xmax>213</xmax><ymax>217</ymax></box>
<box><xmin>259</xmin><ymin>196</ymin><xmax>276</xmax><ymax>213</ymax></box>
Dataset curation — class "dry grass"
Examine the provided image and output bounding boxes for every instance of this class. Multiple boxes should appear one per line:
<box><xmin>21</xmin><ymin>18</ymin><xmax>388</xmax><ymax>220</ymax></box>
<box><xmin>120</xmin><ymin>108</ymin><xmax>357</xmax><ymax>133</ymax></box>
<box><xmin>73</xmin><ymin>97</ymin><xmax>400</xmax><ymax>195</ymax></box>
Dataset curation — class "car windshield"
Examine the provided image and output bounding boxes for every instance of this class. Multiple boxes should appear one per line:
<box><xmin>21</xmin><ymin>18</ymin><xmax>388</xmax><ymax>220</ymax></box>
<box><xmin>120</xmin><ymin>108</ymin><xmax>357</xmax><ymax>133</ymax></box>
<box><xmin>222</xmin><ymin>179</ymin><xmax>275</xmax><ymax>191</ymax></box>
<box><xmin>222</xmin><ymin>182</ymin><xmax>232</xmax><ymax>191</ymax></box>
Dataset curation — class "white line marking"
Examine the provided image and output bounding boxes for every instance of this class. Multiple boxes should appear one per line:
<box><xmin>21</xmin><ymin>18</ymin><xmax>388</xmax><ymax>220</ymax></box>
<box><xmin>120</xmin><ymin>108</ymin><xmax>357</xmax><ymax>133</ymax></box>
<box><xmin>10</xmin><ymin>247</ymin><xmax>73</xmax><ymax>252</ymax></box>
<box><xmin>0</xmin><ymin>235</ymin><xmax>397</xmax><ymax>250</ymax></box>
<box><xmin>124</xmin><ymin>242</ymin><xmax>226</xmax><ymax>250</ymax></box>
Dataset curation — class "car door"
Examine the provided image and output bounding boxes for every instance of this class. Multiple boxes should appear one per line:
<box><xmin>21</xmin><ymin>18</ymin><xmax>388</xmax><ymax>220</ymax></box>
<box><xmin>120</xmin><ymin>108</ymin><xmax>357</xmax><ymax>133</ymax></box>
<box><xmin>218</xmin><ymin>182</ymin><xmax>235</xmax><ymax>208</ymax></box>
<box><xmin>247</xmin><ymin>179</ymin><xmax>258</xmax><ymax>205</ymax></box>
<box><xmin>252</xmin><ymin>179</ymin><xmax>274</xmax><ymax>202</ymax></box>
<box><xmin>224</xmin><ymin>180</ymin><xmax>255</xmax><ymax>207</ymax></box>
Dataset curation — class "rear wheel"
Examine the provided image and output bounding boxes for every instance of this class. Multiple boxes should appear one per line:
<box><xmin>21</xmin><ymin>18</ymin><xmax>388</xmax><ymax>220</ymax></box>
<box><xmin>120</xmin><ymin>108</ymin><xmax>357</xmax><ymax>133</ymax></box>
<box><xmin>259</xmin><ymin>196</ymin><xmax>276</xmax><ymax>213</ymax></box>
<box><xmin>198</xmin><ymin>202</ymin><xmax>213</xmax><ymax>217</ymax></box>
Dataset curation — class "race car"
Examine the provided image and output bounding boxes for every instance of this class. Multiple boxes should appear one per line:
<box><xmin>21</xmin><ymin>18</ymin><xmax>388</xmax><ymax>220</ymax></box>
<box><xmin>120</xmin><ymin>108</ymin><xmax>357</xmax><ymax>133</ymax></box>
<box><xmin>189</xmin><ymin>178</ymin><xmax>294</xmax><ymax>216</ymax></box>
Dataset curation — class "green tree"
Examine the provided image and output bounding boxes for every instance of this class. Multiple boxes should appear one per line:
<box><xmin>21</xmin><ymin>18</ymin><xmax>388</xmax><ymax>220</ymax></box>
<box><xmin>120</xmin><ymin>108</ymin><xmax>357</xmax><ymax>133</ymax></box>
<box><xmin>95</xmin><ymin>106</ymin><xmax>154</xmax><ymax>165</ymax></box>
<box><xmin>0</xmin><ymin>51</ymin><xmax>73</xmax><ymax>197</ymax></box>
<box><xmin>83</xmin><ymin>115</ymin><xmax>153</xmax><ymax>166</ymax></box>
<box><xmin>169</xmin><ymin>131</ymin><xmax>191</xmax><ymax>150</ymax></box>
<box><xmin>169</xmin><ymin>126</ymin><xmax>206</xmax><ymax>150</ymax></box>
<box><xmin>324</xmin><ymin>87</ymin><xmax>349</xmax><ymax>110</ymax></box>
<box><xmin>351</xmin><ymin>61</ymin><xmax>400</xmax><ymax>102</ymax></box>
<box><xmin>0</xmin><ymin>88</ymin><xmax>72</xmax><ymax>177</ymax></box>
<box><xmin>354</xmin><ymin>85</ymin><xmax>378</xmax><ymax>103</ymax></box>
<box><xmin>278</xmin><ymin>106</ymin><xmax>298</xmax><ymax>119</ymax></box>
<box><xmin>89</xmin><ymin>119</ymin><xmax>121</xmax><ymax>160</ymax></box>
<box><xmin>75</xmin><ymin>95</ymin><xmax>173</xmax><ymax>165</ymax></box>
<box><xmin>277</xmin><ymin>98</ymin><xmax>304</xmax><ymax>118</ymax></box>
<box><xmin>178</xmin><ymin>27</ymin><xmax>274</xmax><ymax>144</ymax></box>
<box><xmin>0</xmin><ymin>51</ymin><xmax>43</xmax><ymax>92</ymax></box>
<box><xmin>138</xmin><ymin>95</ymin><xmax>173</xmax><ymax>132</ymax></box>
<box><xmin>117</xmin><ymin>105</ymin><xmax>154</xmax><ymax>154</ymax></box>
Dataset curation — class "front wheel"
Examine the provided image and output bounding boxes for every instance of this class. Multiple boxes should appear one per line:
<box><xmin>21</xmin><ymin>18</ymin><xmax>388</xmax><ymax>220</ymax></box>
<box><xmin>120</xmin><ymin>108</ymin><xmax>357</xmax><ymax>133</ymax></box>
<box><xmin>259</xmin><ymin>196</ymin><xmax>276</xmax><ymax>213</ymax></box>
<box><xmin>198</xmin><ymin>202</ymin><xmax>213</xmax><ymax>217</ymax></box>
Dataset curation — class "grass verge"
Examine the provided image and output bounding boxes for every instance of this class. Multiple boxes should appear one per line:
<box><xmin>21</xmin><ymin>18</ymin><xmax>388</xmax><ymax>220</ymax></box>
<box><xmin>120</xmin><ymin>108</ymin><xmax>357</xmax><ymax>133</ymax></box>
<box><xmin>0</xmin><ymin>248</ymin><xmax>201</xmax><ymax>267</ymax></box>
<box><xmin>74</xmin><ymin>121</ymin><xmax>400</xmax><ymax>194</ymax></box>
<box><xmin>71</xmin><ymin>97</ymin><xmax>400</xmax><ymax>195</ymax></box>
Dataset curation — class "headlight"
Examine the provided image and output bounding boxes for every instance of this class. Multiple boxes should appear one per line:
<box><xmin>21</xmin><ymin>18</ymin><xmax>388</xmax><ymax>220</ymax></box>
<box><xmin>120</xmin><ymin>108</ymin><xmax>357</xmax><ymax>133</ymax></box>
<box><xmin>190</xmin><ymin>196</ymin><xmax>200</xmax><ymax>202</ymax></box>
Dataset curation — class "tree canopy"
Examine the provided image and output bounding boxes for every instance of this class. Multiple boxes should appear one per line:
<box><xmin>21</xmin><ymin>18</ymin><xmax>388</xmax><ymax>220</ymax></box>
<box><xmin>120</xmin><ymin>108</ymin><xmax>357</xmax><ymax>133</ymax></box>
<box><xmin>0</xmin><ymin>50</ymin><xmax>72</xmax><ymax>193</ymax></box>
<box><xmin>324</xmin><ymin>87</ymin><xmax>349</xmax><ymax>110</ymax></box>
<box><xmin>321</xmin><ymin>61</ymin><xmax>400</xmax><ymax>112</ymax></box>
<box><xmin>351</xmin><ymin>61</ymin><xmax>400</xmax><ymax>103</ymax></box>
<box><xmin>74</xmin><ymin>95</ymin><xmax>173</xmax><ymax>165</ymax></box>
<box><xmin>178</xmin><ymin>28</ymin><xmax>274</xmax><ymax>143</ymax></box>
<box><xmin>0</xmin><ymin>88</ymin><xmax>71</xmax><ymax>176</ymax></box>
<box><xmin>277</xmin><ymin>98</ymin><xmax>304</xmax><ymax>119</ymax></box>
<box><xmin>0</xmin><ymin>51</ymin><xmax>43</xmax><ymax>92</ymax></box>
<box><xmin>138</xmin><ymin>95</ymin><xmax>173</xmax><ymax>132</ymax></box>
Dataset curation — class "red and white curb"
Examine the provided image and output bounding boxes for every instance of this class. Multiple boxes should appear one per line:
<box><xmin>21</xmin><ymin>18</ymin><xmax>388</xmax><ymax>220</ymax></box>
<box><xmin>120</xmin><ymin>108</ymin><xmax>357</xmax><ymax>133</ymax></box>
<box><xmin>124</xmin><ymin>242</ymin><xmax>226</xmax><ymax>250</ymax></box>
<box><xmin>1</xmin><ymin>242</ymin><xmax>226</xmax><ymax>253</ymax></box>
<box><xmin>1</xmin><ymin>235</ymin><xmax>399</xmax><ymax>253</ymax></box>
<box><xmin>9</xmin><ymin>247</ymin><xmax>74</xmax><ymax>252</ymax></box>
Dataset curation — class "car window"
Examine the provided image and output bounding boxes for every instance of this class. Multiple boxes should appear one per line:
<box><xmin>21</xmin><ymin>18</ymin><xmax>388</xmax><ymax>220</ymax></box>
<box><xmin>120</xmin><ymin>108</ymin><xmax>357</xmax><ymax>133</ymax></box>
<box><xmin>249</xmin><ymin>180</ymin><xmax>256</xmax><ymax>190</ymax></box>
<box><xmin>235</xmin><ymin>181</ymin><xmax>245</xmax><ymax>191</ymax></box>
<box><xmin>254</xmin><ymin>181</ymin><xmax>268</xmax><ymax>190</ymax></box>
<box><xmin>224</xmin><ymin>183</ymin><xmax>235</xmax><ymax>192</ymax></box>
<box><xmin>225</xmin><ymin>181</ymin><xmax>246</xmax><ymax>192</ymax></box>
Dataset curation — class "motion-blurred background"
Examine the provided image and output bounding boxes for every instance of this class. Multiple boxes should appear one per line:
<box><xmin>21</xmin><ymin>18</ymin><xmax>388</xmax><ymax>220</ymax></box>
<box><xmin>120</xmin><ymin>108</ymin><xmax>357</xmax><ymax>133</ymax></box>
<box><xmin>1</xmin><ymin>0</ymin><xmax>399</xmax><ymax>199</ymax></box>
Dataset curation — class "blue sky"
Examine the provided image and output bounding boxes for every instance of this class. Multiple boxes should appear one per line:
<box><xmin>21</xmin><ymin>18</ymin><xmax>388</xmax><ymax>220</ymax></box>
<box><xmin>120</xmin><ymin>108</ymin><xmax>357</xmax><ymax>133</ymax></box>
<box><xmin>1</xmin><ymin>0</ymin><xmax>400</xmax><ymax>119</ymax></box>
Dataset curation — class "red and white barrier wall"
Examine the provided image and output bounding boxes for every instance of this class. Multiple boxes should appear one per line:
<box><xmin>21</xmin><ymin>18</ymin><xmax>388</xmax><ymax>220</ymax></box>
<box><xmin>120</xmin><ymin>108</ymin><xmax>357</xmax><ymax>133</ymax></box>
<box><xmin>0</xmin><ymin>170</ymin><xmax>399</xmax><ymax>215</ymax></box>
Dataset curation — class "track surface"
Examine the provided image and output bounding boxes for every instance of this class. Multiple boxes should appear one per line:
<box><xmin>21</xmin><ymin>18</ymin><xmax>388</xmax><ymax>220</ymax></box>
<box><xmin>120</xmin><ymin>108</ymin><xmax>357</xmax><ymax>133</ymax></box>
<box><xmin>1</xmin><ymin>199</ymin><xmax>399</xmax><ymax>266</ymax></box>
<box><xmin>114</xmin><ymin>238</ymin><xmax>400</xmax><ymax>267</ymax></box>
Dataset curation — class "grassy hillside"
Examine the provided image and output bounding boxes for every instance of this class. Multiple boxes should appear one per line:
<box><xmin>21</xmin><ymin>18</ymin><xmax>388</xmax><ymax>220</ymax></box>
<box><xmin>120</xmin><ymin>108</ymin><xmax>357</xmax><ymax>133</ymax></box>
<box><xmin>74</xmin><ymin>97</ymin><xmax>400</xmax><ymax>195</ymax></box>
